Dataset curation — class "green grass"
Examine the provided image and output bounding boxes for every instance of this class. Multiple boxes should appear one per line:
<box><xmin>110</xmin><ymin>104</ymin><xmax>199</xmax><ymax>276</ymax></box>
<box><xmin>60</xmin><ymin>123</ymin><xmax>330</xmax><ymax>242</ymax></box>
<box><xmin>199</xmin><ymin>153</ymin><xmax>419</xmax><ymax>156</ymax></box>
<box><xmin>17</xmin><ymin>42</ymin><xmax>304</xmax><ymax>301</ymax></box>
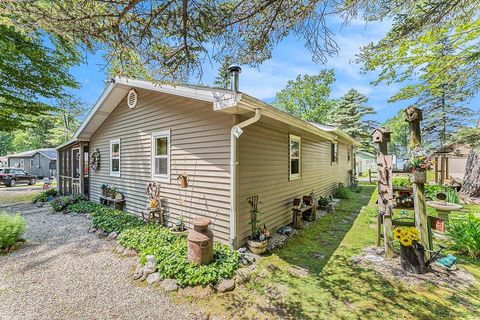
<box><xmin>199</xmin><ymin>184</ymin><xmax>480</xmax><ymax>320</ymax></box>
<box><xmin>0</xmin><ymin>190</ymin><xmax>36</xmax><ymax>204</ymax></box>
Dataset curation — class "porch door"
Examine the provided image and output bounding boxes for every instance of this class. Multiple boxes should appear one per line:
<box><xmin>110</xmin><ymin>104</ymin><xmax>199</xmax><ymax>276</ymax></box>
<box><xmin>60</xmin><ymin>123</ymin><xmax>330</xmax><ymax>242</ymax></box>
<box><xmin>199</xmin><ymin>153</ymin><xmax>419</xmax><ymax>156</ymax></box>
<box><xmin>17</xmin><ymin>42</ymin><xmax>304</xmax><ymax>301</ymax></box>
<box><xmin>72</xmin><ymin>148</ymin><xmax>81</xmax><ymax>194</ymax></box>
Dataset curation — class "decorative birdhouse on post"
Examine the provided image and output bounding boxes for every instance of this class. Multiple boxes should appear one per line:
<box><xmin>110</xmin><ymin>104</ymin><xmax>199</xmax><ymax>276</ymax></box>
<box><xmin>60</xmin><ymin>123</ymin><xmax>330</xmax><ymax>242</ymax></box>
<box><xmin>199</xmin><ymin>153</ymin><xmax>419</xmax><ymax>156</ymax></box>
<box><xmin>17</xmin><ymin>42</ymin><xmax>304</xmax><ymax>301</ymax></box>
<box><xmin>405</xmin><ymin>106</ymin><xmax>423</xmax><ymax>122</ymax></box>
<box><xmin>371</xmin><ymin>128</ymin><xmax>391</xmax><ymax>144</ymax></box>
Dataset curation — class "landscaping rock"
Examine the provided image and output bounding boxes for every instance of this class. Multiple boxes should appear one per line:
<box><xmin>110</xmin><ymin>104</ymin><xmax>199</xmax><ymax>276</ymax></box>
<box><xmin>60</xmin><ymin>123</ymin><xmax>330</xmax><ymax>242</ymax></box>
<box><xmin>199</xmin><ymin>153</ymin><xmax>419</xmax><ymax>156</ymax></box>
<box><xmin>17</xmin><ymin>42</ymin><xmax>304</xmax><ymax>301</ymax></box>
<box><xmin>266</xmin><ymin>233</ymin><xmax>287</xmax><ymax>251</ymax></box>
<box><xmin>277</xmin><ymin>225</ymin><xmax>295</xmax><ymax>236</ymax></box>
<box><xmin>238</xmin><ymin>247</ymin><xmax>257</xmax><ymax>266</ymax></box>
<box><xmin>312</xmin><ymin>252</ymin><xmax>325</xmax><ymax>260</ymax></box>
<box><xmin>133</xmin><ymin>255</ymin><xmax>157</xmax><ymax>281</ymax></box>
<box><xmin>107</xmin><ymin>231</ymin><xmax>118</xmax><ymax>240</ymax></box>
<box><xmin>146</xmin><ymin>272</ymin><xmax>161</xmax><ymax>285</ymax></box>
<box><xmin>36</xmin><ymin>202</ymin><xmax>45</xmax><ymax>208</ymax></box>
<box><xmin>122</xmin><ymin>249</ymin><xmax>137</xmax><ymax>257</ymax></box>
<box><xmin>179</xmin><ymin>285</ymin><xmax>213</xmax><ymax>298</ymax></box>
<box><xmin>364</xmin><ymin>254</ymin><xmax>385</xmax><ymax>263</ymax></box>
<box><xmin>161</xmin><ymin>279</ymin><xmax>178</xmax><ymax>292</ymax></box>
<box><xmin>191</xmin><ymin>311</ymin><xmax>210</xmax><ymax>320</ymax></box>
<box><xmin>217</xmin><ymin>279</ymin><xmax>235</xmax><ymax>293</ymax></box>
<box><xmin>234</xmin><ymin>268</ymin><xmax>252</xmax><ymax>285</ymax></box>
<box><xmin>95</xmin><ymin>229</ymin><xmax>108</xmax><ymax>238</ymax></box>
<box><xmin>288</xmin><ymin>266</ymin><xmax>309</xmax><ymax>278</ymax></box>
<box><xmin>114</xmin><ymin>244</ymin><xmax>125</xmax><ymax>255</ymax></box>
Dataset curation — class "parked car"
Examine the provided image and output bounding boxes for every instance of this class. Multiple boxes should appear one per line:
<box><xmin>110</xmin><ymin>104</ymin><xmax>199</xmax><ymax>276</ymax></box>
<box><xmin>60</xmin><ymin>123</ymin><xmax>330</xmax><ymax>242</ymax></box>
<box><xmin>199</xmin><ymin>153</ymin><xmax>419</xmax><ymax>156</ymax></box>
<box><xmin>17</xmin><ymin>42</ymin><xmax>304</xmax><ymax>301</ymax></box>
<box><xmin>0</xmin><ymin>168</ymin><xmax>37</xmax><ymax>187</ymax></box>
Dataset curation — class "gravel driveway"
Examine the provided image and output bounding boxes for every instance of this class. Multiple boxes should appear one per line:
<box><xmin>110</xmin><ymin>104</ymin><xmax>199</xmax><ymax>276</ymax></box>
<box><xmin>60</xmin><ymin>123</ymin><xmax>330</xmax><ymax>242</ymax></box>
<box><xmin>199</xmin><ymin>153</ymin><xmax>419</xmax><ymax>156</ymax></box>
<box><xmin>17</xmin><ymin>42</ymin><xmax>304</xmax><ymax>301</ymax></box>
<box><xmin>0</xmin><ymin>204</ymin><xmax>196</xmax><ymax>320</ymax></box>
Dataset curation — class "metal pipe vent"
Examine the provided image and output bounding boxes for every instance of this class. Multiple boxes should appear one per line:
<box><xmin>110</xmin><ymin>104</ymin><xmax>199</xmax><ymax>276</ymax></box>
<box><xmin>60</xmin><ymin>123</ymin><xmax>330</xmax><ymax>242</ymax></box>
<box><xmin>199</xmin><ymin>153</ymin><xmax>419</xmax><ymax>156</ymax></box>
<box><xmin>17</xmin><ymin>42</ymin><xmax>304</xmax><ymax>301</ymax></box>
<box><xmin>227</xmin><ymin>65</ymin><xmax>242</xmax><ymax>92</ymax></box>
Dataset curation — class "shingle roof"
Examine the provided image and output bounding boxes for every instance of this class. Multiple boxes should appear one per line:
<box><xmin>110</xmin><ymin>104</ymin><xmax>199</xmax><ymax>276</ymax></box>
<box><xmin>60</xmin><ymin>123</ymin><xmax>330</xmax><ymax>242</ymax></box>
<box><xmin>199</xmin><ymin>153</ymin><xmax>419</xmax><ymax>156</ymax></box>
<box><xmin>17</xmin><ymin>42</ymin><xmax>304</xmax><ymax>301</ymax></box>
<box><xmin>6</xmin><ymin>148</ymin><xmax>57</xmax><ymax>160</ymax></box>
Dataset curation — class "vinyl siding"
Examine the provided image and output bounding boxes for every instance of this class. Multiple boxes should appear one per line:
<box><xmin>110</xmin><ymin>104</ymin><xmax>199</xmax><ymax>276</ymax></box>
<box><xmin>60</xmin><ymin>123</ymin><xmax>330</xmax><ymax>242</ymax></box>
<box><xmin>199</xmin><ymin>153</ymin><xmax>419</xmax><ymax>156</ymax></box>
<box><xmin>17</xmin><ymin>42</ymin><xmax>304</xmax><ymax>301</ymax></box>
<box><xmin>89</xmin><ymin>89</ymin><xmax>235</xmax><ymax>243</ymax></box>
<box><xmin>237</xmin><ymin>121</ymin><xmax>352</xmax><ymax>246</ymax></box>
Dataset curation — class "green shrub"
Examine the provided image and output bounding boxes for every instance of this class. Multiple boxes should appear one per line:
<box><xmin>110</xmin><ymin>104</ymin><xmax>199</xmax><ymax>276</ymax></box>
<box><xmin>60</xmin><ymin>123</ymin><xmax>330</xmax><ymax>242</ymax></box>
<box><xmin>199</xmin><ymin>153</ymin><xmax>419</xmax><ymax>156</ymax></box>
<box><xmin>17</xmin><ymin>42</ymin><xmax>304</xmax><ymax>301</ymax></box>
<box><xmin>0</xmin><ymin>213</ymin><xmax>27</xmax><ymax>250</ymax></box>
<box><xmin>32</xmin><ymin>189</ymin><xmax>58</xmax><ymax>203</ymax></box>
<box><xmin>50</xmin><ymin>194</ymin><xmax>86</xmax><ymax>212</ymax></box>
<box><xmin>118</xmin><ymin>224</ymin><xmax>239</xmax><ymax>287</ymax></box>
<box><xmin>392</xmin><ymin>177</ymin><xmax>411</xmax><ymax>187</ymax></box>
<box><xmin>67</xmin><ymin>200</ymin><xmax>100</xmax><ymax>214</ymax></box>
<box><xmin>333</xmin><ymin>186</ymin><xmax>354</xmax><ymax>200</ymax></box>
<box><xmin>92</xmin><ymin>207</ymin><xmax>144</xmax><ymax>233</ymax></box>
<box><xmin>448</xmin><ymin>214</ymin><xmax>480</xmax><ymax>259</ymax></box>
<box><xmin>425</xmin><ymin>185</ymin><xmax>460</xmax><ymax>204</ymax></box>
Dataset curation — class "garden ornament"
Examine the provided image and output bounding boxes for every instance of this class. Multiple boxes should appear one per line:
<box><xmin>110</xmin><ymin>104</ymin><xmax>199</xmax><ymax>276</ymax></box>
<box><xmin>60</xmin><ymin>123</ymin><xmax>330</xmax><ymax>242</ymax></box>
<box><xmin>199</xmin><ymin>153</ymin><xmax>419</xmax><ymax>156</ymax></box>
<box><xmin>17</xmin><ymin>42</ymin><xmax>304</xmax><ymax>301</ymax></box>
<box><xmin>435</xmin><ymin>254</ymin><xmax>457</xmax><ymax>270</ymax></box>
<box><xmin>133</xmin><ymin>255</ymin><xmax>157</xmax><ymax>281</ymax></box>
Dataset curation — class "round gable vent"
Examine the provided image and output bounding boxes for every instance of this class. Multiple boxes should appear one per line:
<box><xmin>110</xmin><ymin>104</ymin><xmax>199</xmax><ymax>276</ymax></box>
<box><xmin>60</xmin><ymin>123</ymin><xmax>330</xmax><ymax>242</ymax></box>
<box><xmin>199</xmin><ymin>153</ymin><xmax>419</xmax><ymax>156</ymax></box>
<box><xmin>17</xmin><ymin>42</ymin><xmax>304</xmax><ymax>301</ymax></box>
<box><xmin>127</xmin><ymin>89</ymin><xmax>138</xmax><ymax>109</ymax></box>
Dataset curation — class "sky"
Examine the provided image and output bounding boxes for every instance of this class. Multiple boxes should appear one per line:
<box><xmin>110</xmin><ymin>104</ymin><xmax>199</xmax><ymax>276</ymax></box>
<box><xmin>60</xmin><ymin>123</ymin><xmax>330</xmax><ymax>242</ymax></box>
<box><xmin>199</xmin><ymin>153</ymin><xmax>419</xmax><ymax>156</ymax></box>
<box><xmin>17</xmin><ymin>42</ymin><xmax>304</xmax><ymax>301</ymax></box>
<box><xmin>70</xmin><ymin>16</ymin><xmax>413</xmax><ymax>123</ymax></box>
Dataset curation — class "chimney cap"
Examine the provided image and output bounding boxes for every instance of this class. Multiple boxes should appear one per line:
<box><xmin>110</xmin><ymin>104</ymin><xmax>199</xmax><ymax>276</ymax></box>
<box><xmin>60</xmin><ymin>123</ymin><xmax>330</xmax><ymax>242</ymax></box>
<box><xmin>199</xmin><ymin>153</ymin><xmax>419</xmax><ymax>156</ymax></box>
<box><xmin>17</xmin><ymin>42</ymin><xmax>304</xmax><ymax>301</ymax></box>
<box><xmin>228</xmin><ymin>65</ymin><xmax>242</xmax><ymax>73</ymax></box>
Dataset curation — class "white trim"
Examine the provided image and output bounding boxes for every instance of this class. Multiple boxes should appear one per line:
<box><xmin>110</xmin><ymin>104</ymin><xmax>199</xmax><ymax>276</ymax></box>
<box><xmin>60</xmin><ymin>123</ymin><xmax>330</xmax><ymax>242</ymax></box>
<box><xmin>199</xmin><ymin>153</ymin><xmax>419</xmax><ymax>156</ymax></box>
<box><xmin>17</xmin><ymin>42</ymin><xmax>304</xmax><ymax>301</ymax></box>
<box><xmin>331</xmin><ymin>141</ymin><xmax>339</xmax><ymax>165</ymax></box>
<box><xmin>151</xmin><ymin>130</ymin><xmax>170</xmax><ymax>182</ymax></box>
<box><xmin>289</xmin><ymin>134</ymin><xmax>301</xmax><ymax>180</ymax></box>
<box><xmin>110</xmin><ymin>139</ymin><xmax>121</xmax><ymax>177</ymax></box>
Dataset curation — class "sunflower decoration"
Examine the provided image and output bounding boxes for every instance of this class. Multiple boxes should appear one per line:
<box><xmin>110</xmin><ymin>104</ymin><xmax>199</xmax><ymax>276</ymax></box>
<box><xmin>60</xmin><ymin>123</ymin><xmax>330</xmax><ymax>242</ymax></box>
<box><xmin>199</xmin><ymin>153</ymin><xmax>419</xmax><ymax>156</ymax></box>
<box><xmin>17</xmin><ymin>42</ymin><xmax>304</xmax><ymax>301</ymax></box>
<box><xmin>393</xmin><ymin>227</ymin><xmax>420</xmax><ymax>247</ymax></box>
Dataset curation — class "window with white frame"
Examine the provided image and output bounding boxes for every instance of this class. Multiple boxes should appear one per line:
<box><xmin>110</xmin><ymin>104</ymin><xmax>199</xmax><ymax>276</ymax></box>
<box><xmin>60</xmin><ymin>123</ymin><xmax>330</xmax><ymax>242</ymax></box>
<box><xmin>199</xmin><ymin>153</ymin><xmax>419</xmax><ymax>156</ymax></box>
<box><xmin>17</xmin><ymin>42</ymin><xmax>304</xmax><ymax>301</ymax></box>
<box><xmin>331</xmin><ymin>142</ymin><xmax>338</xmax><ymax>164</ymax></box>
<box><xmin>30</xmin><ymin>159</ymin><xmax>34</xmax><ymax>167</ymax></box>
<box><xmin>152</xmin><ymin>131</ymin><xmax>170</xmax><ymax>181</ymax></box>
<box><xmin>289</xmin><ymin>134</ymin><xmax>301</xmax><ymax>180</ymax></box>
<box><xmin>110</xmin><ymin>139</ymin><xmax>120</xmax><ymax>176</ymax></box>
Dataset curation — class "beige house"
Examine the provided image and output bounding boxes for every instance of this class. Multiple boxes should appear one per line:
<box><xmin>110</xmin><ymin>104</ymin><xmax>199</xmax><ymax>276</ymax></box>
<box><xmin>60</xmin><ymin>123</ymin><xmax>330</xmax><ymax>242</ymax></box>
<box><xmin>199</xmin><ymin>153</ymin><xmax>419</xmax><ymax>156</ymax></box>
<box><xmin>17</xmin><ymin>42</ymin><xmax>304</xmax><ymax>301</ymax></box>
<box><xmin>431</xmin><ymin>143</ymin><xmax>470</xmax><ymax>185</ymax></box>
<box><xmin>57</xmin><ymin>76</ymin><xmax>358</xmax><ymax>247</ymax></box>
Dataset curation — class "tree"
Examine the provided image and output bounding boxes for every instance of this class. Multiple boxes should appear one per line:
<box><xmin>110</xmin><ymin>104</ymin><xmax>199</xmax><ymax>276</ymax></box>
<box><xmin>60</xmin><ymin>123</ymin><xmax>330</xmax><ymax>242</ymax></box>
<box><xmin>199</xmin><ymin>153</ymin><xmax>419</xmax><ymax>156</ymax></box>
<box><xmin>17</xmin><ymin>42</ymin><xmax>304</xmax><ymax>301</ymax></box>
<box><xmin>0</xmin><ymin>1</ymin><xmax>340</xmax><ymax>81</ymax></box>
<box><xmin>383</xmin><ymin>111</ymin><xmax>409</xmax><ymax>160</ymax></box>
<box><xmin>453</xmin><ymin>125</ymin><xmax>480</xmax><ymax>201</ymax></box>
<box><xmin>49</xmin><ymin>95</ymin><xmax>88</xmax><ymax>144</ymax></box>
<box><xmin>0</xmin><ymin>131</ymin><xmax>14</xmax><ymax>156</ymax></box>
<box><xmin>213</xmin><ymin>56</ymin><xmax>232</xmax><ymax>89</ymax></box>
<box><xmin>328</xmin><ymin>89</ymin><xmax>377</xmax><ymax>152</ymax></box>
<box><xmin>0</xmin><ymin>25</ymin><xmax>78</xmax><ymax>130</ymax></box>
<box><xmin>273</xmin><ymin>70</ymin><xmax>336</xmax><ymax>124</ymax></box>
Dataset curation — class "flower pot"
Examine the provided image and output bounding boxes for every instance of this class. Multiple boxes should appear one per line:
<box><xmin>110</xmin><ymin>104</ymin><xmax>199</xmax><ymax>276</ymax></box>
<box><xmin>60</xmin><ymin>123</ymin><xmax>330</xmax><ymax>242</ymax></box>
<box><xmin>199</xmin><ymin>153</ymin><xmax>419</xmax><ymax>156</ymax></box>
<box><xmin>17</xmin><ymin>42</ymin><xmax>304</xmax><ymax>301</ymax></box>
<box><xmin>400</xmin><ymin>242</ymin><xmax>426</xmax><ymax>274</ymax></box>
<box><xmin>247</xmin><ymin>239</ymin><xmax>268</xmax><ymax>255</ymax></box>
<box><xmin>411</xmin><ymin>171</ymin><xmax>426</xmax><ymax>184</ymax></box>
<box><xmin>171</xmin><ymin>229</ymin><xmax>188</xmax><ymax>237</ymax></box>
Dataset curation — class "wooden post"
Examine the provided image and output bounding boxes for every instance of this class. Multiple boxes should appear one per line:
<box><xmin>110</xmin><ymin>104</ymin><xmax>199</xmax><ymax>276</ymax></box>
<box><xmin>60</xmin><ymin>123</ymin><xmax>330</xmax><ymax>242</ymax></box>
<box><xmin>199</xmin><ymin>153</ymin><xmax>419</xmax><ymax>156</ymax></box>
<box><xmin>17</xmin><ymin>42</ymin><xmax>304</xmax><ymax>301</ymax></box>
<box><xmin>372</xmin><ymin>128</ymin><xmax>395</xmax><ymax>257</ymax></box>
<box><xmin>405</xmin><ymin>106</ymin><xmax>430</xmax><ymax>259</ymax></box>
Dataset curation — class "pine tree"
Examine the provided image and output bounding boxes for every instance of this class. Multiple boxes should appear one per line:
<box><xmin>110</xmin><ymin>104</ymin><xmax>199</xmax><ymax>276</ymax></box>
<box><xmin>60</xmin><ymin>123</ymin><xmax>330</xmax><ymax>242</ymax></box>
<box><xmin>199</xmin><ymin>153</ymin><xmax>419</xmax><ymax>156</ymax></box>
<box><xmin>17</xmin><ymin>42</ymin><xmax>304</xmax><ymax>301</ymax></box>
<box><xmin>213</xmin><ymin>56</ymin><xmax>232</xmax><ymax>89</ymax></box>
<box><xmin>329</xmin><ymin>89</ymin><xmax>377</xmax><ymax>153</ymax></box>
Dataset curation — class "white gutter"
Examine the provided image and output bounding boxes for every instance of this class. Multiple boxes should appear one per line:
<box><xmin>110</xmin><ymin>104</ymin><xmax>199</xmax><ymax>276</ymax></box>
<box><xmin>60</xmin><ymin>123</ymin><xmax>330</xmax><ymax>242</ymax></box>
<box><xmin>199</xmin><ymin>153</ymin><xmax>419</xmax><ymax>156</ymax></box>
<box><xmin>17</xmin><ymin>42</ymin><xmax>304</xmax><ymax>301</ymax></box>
<box><xmin>230</xmin><ymin>108</ymin><xmax>262</xmax><ymax>248</ymax></box>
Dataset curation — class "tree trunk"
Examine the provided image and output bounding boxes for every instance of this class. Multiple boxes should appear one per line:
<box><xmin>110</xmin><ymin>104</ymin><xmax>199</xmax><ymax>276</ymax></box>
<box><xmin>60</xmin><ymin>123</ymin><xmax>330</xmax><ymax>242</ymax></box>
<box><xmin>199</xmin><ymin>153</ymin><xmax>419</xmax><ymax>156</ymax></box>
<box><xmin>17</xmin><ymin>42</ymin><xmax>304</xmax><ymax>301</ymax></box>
<box><xmin>459</xmin><ymin>148</ymin><xmax>480</xmax><ymax>202</ymax></box>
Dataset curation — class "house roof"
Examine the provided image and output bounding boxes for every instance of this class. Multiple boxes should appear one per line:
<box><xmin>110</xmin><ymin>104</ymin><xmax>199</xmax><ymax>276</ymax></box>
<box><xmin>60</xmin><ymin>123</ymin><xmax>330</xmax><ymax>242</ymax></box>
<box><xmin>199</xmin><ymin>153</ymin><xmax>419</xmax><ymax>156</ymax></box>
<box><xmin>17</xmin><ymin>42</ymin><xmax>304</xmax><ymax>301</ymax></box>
<box><xmin>68</xmin><ymin>77</ymin><xmax>359</xmax><ymax>147</ymax></box>
<box><xmin>355</xmin><ymin>150</ymin><xmax>376</xmax><ymax>158</ymax></box>
<box><xmin>6</xmin><ymin>148</ymin><xmax>57</xmax><ymax>160</ymax></box>
<box><xmin>431</xmin><ymin>143</ymin><xmax>470</xmax><ymax>156</ymax></box>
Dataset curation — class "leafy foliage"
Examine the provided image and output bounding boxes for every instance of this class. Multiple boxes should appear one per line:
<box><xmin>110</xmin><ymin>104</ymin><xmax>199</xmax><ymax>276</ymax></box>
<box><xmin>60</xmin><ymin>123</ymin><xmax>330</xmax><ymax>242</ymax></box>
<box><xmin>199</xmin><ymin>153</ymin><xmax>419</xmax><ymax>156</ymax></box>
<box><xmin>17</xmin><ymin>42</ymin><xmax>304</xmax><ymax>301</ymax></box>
<box><xmin>92</xmin><ymin>207</ymin><xmax>144</xmax><ymax>234</ymax></box>
<box><xmin>0</xmin><ymin>213</ymin><xmax>26</xmax><ymax>250</ymax></box>
<box><xmin>1</xmin><ymin>1</ymin><xmax>339</xmax><ymax>81</ymax></box>
<box><xmin>50</xmin><ymin>194</ymin><xmax>86</xmax><ymax>212</ymax></box>
<box><xmin>392</xmin><ymin>177</ymin><xmax>411</xmax><ymax>188</ymax></box>
<box><xmin>329</xmin><ymin>89</ymin><xmax>377</xmax><ymax>152</ymax></box>
<box><xmin>273</xmin><ymin>70</ymin><xmax>337</xmax><ymax>124</ymax></box>
<box><xmin>449</xmin><ymin>214</ymin><xmax>480</xmax><ymax>259</ymax></box>
<box><xmin>213</xmin><ymin>56</ymin><xmax>232</xmax><ymax>89</ymax></box>
<box><xmin>32</xmin><ymin>189</ymin><xmax>59</xmax><ymax>203</ymax></box>
<box><xmin>118</xmin><ymin>224</ymin><xmax>239</xmax><ymax>287</ymax></box>
<box><xmin>0</xmin><ymin>24</ymin><xmax>78</xmax><ymax>131</ymax></box>
<box><xmin>383</xmin><ymin>111</ymin><xmax>409</xmax><ymax>160</ymax></box>
<box><xmin>424</xmin><ymin>185</ymin><xmax>460</xmax><ymax>204</ymax></box>
<box><xmin>66</xmin><ymin>200</ymin><xmax>101</xmax><ymax>214</ymax></box>
<box><xmin>333</xmin><ymin>186</ymin><xmax>354</xmax><ymax>200</ymax></box>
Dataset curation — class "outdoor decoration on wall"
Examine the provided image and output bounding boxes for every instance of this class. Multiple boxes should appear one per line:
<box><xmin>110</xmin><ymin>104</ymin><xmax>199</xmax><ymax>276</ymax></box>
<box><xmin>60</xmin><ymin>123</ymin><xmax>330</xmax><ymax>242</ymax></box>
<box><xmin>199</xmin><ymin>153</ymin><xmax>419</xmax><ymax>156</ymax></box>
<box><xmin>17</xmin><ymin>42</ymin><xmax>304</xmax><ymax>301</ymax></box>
<box><xmin>146</xmin><ymin>182</ymin><xmax>161</xmax><ymax>209</ymax></box>
<box><xmin>177</xmin><ymin>173</ymin><xmax>188</xmax><ymax>188</ymax></box>
<box><xmin>90</xmin><ymin>148</ymin><xmax>101</xmax><ymax>171</ymax></box>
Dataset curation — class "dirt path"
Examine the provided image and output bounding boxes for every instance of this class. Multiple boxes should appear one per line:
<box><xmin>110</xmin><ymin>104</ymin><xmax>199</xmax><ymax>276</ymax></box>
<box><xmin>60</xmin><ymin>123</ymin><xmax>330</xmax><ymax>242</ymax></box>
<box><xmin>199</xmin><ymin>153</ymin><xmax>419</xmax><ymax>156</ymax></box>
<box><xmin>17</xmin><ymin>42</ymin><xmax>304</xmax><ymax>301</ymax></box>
<box><xmin>0</xmin><ymin>204</ymin><xmax>196</xmax><ymax>320</ymax></box>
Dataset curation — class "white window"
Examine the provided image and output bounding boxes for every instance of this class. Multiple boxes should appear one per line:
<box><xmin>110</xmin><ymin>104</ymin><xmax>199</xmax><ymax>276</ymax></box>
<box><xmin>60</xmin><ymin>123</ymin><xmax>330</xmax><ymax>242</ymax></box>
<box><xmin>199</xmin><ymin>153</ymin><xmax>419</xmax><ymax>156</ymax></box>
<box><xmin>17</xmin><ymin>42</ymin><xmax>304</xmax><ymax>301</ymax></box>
<box><xmin>30</xmin><ymin>159</ymin><xmax>34</xmax><ymax>167</ymax></box>
<box><xmin>151</xmin><ymin>131</ymin><xmax>170</xmax><ymax>181</ymax></box>
<box><xmin>331</xmin><ymin>142</ymin><xmax>338</xmax><ymax>164</ymax></box>
<box><xmin>110</xmin><ymin>139</ymin><xmax>120</xmax><ymax>177</ymax></box>
<box><xmin>289</xmin><ymin>134</ymin><xmax>301</xmax><ymax>180</ymax></box>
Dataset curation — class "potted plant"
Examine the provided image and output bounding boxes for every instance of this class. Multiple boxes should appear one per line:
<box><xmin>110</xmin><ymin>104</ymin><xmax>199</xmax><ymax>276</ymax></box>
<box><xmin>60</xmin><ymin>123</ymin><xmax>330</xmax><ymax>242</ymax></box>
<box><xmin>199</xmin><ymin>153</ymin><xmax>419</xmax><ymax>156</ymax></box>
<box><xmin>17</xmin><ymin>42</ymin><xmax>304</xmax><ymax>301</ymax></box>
<box><xmin>317</xmin><ymin>196</ymin><xmax>332</xmax><ymax>211</ymax></box>
<box><xmin>171</xmin><ymin>217</ymin><xmax>188</xmax><ymax>237</ymax></box>
<box><xmin>101</xmin><ymin>184</ymin><xmax>109</xmax><ymax>196</ymax></box>
<box><xmin>394</xmin><ymin>226</ymin><xmax>426</xmax><ymax>274</ymax></box>
<box><xmin>246</xmin><ymin>195</ymin><xmax>268</xmax><ymax>255</ymax></box>
<box><xmin>409</xmin><ymin>147</ymin><xmax>433</xmax><ymax>184</ymax></box>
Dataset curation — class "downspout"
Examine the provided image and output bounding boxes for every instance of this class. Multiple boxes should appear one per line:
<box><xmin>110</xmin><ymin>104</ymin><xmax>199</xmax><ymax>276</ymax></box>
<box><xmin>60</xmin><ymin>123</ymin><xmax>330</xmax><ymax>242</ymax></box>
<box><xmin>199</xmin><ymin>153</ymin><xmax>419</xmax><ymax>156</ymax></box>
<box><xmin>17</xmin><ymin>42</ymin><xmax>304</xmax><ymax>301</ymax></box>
<box><xmin>230</xmin><ymin>108</ymin><xmax>262</xmax><ymax>248</ymax></box>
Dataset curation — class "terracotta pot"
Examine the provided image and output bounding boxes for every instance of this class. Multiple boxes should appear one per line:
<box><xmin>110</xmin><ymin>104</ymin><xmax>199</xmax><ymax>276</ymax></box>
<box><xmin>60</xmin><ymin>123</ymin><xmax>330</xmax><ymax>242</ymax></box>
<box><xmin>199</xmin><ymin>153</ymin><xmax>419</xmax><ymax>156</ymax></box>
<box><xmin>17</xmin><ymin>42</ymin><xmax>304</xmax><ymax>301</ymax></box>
<box><xmin>247</xmin><ymin>239</ymin><xmax>268</xmax><ymax>255</ymax></box>
<box><xmin>171</xmin><ymin>229</ymin><xmax>188</xmax><ymax>237</ymax></box>
<box><xmin>412</xmin><ymin>171</ymin><xmax>426</xmax><ymax>184</ymax></box>
<box><xmin>188</xmin><ymin>217</ymin><xmax>214</xmax><ymax>265</ymax></box>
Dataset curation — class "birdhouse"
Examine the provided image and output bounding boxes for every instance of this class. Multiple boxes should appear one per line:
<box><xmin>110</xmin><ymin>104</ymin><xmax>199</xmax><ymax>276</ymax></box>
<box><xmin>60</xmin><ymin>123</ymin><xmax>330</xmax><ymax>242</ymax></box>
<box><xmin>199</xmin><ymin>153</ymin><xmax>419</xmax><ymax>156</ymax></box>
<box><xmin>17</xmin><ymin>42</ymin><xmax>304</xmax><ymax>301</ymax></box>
<box><xmin>371</xmin><ymin>128</ymin><xmax>391</xmax><ymax>144</ymax></box>
<box><xmin>405</xmin><ymin>106</ymin><xmax>423</xmax><ymax>122</ymax></box>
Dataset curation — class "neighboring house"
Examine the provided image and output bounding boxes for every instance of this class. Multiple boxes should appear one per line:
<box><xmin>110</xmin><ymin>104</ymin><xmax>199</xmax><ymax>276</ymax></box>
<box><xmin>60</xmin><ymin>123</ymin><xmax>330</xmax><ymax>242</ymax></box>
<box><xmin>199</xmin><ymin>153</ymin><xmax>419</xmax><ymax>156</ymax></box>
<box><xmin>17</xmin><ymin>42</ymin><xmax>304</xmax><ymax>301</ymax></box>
<box><xmin>6</xmin><ymin>149</ymin><xmax>57</xmax><ymax>178</ymax></box>
<box><xmin>355</xmin><ymin>151</ymin><xmax>376</xmax><ymax>176</ymax></box>
<box><xmin>57</xmin><ymin>75</ymin><xmax>358</xmax><ymax>247</ymax></box>
<box><xmin>431</xmin><ymin>143</ymin><xmax>470</xmax><ymax>185</ymax></box>
<box><xmin>0</xmin><ymin>157</ymin><xmax>6</xmax><ymax>168</ymax></box>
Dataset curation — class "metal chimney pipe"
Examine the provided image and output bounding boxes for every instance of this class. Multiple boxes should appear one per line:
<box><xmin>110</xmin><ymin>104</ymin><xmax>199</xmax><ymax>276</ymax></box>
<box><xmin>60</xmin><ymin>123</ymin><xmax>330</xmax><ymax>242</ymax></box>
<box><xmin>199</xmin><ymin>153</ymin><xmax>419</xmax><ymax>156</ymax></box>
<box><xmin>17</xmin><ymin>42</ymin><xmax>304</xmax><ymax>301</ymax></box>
<box><xmin>227</xmin><ymin>65</ymin><xmax>242</xmax><ymax>91</ymax></box>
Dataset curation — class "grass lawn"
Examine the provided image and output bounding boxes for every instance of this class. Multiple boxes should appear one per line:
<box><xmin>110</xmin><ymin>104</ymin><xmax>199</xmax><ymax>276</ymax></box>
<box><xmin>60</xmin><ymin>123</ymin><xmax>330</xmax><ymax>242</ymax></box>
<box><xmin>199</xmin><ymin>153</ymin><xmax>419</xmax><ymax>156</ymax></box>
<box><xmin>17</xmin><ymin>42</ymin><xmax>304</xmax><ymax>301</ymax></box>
<box><xmin>196</xmin><ymin>184</ymin><xmax>480</xmax><ymax>319</ymax></box>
